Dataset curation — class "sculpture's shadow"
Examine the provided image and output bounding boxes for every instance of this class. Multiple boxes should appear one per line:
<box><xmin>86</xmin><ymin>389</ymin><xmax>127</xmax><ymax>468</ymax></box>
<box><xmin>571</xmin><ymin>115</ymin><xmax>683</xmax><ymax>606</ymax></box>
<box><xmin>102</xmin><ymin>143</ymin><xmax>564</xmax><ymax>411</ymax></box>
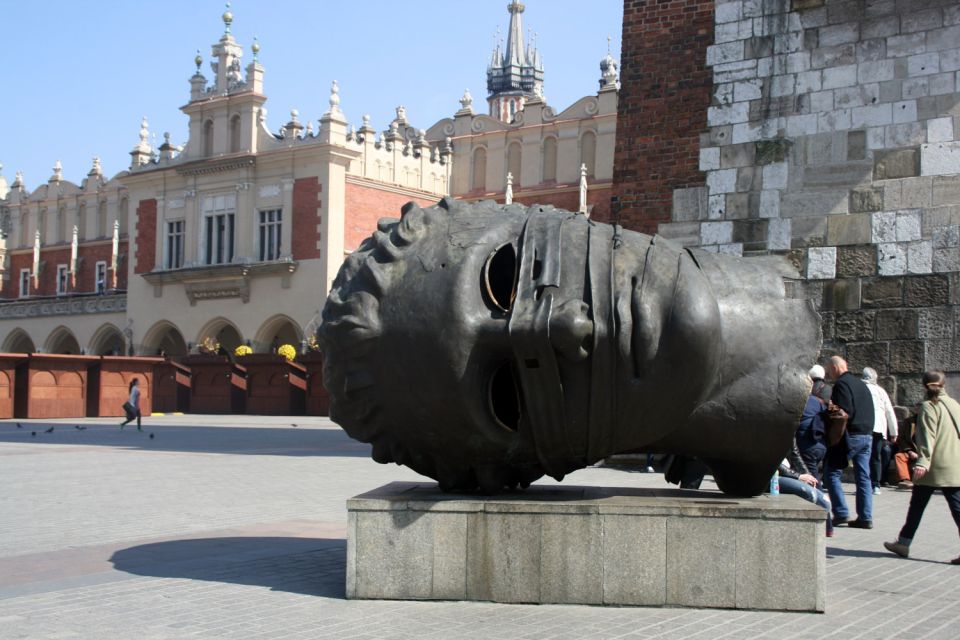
<box><xmin>110</xmin><ymin>536</ymin><xmax>346</xmax><ymax>598</ymax></box>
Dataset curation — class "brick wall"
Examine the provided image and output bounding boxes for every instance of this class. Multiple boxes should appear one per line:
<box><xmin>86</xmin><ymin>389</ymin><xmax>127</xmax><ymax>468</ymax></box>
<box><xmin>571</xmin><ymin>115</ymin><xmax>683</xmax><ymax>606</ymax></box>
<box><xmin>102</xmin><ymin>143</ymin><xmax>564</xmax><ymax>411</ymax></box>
<box><xmin>134</xmin><ymin>199</ymin><xmax>157</xmax><ymax>275</ymax></box>
<box><xmin>612</xmin><ymin>0</ymin><xmax>715</xmax><ymax>234</ymax></box>
<box><xmin>2</xmin><ymin>242</ymin><xmax>128</xmax><ymax>299</ymax></box>
<box><xmin>292</xmin><ymin>177</ymin><xmax>322</xmax><ymax>260</ymax></box>
<box><xmin>344</xmin><ymin>182</ymin><xmax>436</xmax><ymax>251</ymax></box>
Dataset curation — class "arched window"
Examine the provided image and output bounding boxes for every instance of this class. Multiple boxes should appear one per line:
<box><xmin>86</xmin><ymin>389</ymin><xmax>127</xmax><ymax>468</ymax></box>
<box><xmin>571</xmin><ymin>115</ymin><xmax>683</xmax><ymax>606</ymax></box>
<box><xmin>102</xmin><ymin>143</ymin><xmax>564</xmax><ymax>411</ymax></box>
<box><xmin>507</xmin><ymin>142</ymin><xmax>522</xmax><ymax>187</ymax></box>
<box><xmin>472</xmin><ymin>147</ymin><xmax>487</xmax><ymax>192</ymax></box>
<box><xmin>97</xmin><ymin>201</ymin><xmax>108</xmax><ymax>238</ymax></box>
<box><xmin>203</xmin><ymin>119</ymin><xmax>214</xmax><ymax>156</ymax></box>
<box><xmin>118</xmin><ymin>197</ymin><xmax>129</xmax><ymax>236</ymax></box>
<box><xmin>229</xmin><ymin>114</ymin><xmax>241</xmax><ymax>153</ymax></box>
<box><xmin>542</xmin><ymin>136</ymin><xmax>558</xmax><ymax>183</ymax></box>
<box><xmin>580</xmin><ymin>131</ymin><xmax>597</xmax><ymax>178</ymax></box>
<box><xmin>508</xmin><ymin>100</ymin><xmax>516</xmax><ymax>122</ymax></box>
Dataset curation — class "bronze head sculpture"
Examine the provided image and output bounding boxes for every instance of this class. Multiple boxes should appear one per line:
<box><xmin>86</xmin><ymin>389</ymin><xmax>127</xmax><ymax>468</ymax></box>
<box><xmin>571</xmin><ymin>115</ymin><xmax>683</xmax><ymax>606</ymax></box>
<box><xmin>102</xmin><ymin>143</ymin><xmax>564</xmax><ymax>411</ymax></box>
<box><xmin>319</xmin><ymin>198</ymin><xmax>821</xmax><ymax>496</ymax></box>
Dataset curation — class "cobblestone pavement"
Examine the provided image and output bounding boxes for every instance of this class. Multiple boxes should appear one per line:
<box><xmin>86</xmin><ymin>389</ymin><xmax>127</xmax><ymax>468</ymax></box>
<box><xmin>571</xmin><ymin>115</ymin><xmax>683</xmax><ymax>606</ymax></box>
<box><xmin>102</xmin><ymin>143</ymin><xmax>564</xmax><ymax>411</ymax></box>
<box><xmin>1</xmin><ymin>415</ymin><xmax>959</xmax><ymax>639</ymax></box>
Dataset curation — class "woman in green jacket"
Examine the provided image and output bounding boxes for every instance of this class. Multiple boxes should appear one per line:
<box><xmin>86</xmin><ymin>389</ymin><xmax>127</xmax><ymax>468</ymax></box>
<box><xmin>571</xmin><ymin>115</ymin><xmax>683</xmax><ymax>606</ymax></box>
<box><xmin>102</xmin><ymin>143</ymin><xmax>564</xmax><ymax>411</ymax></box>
<box><xmin>884</xmin><ymin>371</ymin><xmax>960</xmax><ymax>563</ymax></box>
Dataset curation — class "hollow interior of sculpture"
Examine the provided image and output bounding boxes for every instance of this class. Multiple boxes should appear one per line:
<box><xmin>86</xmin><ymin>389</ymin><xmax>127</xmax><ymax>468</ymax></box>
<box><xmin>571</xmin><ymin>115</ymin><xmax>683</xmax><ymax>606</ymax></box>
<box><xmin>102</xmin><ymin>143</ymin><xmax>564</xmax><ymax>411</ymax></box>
<box><xmin>488</xmin><ymin>361</ymin><xmax>521</xmax><ymax>432</ymax></box>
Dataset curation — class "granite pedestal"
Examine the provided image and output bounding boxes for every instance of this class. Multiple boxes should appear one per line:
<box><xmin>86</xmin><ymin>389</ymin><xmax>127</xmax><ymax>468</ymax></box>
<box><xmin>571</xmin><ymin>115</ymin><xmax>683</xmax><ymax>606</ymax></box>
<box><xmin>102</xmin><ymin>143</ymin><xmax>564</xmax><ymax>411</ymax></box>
<box><xmin>346</xmin><ymin>482</ymin><xmax>826</xmax><ymax>612</ymax></box>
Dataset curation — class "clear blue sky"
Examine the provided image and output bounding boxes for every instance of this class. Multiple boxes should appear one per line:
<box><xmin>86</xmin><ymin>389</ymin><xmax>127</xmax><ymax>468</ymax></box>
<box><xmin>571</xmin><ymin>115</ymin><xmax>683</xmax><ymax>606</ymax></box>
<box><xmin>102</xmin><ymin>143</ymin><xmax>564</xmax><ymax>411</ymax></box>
<box><xmin>0</xmin><ymin>1</ymin><xmax>623</xmax><ymax>190</ymax></box>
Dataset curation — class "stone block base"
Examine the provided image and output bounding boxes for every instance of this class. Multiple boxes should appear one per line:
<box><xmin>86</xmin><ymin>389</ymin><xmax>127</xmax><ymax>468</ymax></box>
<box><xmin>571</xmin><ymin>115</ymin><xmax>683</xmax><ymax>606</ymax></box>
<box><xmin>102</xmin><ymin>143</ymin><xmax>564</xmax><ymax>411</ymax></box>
<box><xmin>346</xmin><ymin>482</ymin><xmax>826</xmax><ymax>611</ymax></box>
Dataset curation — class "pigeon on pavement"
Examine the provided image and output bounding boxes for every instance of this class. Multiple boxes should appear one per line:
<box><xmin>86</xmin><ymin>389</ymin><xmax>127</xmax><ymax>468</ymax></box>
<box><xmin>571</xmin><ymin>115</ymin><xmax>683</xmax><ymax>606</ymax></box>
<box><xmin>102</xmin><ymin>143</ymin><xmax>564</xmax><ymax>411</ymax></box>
<box><xmin>44</xmin><ymin>426</ymin><xmax>54</xmax><ymax>433</ymax></box>
<box><xmin>16</xmin><ymin>422</ymin><xmax>22</xmax><ymax>428</ymax></box>
<box><xmin>149</xmin><ymin>433</ymin><xmax>155</xmax><ymax>439</ymax></box>
<box><xmin>31</xmin><ymin>432</ymin><xmax>36</xmax><ymax>437</ymax></box>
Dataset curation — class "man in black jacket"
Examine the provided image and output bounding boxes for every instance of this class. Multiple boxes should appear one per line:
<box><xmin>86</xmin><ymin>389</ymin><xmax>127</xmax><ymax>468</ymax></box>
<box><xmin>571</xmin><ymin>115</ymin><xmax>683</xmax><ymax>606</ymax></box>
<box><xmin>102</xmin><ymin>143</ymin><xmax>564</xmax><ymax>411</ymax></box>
<box><xmin>824</xmin><ymin>355</ymin><xmax>876</xmax><ymax>528</ymax></box>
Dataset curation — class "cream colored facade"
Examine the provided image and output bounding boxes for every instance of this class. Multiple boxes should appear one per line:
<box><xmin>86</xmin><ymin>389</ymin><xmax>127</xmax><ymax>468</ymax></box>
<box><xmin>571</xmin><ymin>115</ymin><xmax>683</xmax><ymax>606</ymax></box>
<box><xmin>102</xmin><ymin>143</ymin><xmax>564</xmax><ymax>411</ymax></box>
<box><xmin>0</xmin><ymin>4</ymin><xmax>617</xmax><ymax>357</ymax></box>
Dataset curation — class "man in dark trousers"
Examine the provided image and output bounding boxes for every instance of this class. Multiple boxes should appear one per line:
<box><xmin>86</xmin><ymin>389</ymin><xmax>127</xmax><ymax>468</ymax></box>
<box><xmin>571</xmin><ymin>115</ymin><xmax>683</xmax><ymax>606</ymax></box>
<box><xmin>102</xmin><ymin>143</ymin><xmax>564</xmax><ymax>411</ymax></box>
<box><xmin>824</xmin><ymin>355</ymin><xmax>877</xmax><ymax>528</ymax></box>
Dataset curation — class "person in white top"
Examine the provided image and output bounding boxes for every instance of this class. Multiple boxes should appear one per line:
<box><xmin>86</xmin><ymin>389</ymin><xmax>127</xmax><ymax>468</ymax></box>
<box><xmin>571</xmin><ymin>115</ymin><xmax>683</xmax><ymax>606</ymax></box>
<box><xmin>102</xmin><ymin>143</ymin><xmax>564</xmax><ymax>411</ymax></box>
<box><xmin>862</xmin><ymin>367</ymin><xmax>898</xmax><ymax>494</ymax></box>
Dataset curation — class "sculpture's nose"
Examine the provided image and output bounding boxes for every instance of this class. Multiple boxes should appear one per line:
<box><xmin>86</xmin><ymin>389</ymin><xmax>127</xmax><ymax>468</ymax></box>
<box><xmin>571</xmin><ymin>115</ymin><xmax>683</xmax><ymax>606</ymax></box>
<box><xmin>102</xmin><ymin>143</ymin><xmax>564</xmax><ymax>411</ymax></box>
<box><xmin>549</xmin><ymin>299</ymin><xmax>593</xmax><ymax>362</ymax></box>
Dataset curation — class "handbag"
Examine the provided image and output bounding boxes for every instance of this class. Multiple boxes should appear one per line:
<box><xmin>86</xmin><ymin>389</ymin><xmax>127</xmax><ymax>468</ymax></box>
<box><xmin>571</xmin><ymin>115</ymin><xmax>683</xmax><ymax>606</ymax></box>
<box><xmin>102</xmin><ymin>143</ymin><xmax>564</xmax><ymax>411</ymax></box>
<box><xmin>825</xmin><ymin>403</ymin><xmax>849</xmax><ymax>447</ymax></box>
<box><xmin>122</xmin><ymin>401</ymin><xmax>135</xmax><ymax>417</ymax></box>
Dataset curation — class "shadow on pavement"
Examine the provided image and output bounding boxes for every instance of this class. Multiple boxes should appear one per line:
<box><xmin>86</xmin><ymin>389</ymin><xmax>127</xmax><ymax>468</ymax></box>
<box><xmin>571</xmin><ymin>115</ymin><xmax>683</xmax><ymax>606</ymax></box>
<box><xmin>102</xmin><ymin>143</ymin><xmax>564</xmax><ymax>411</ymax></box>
<box><xmin>0</xmin><ymin>423</ymin><xmax>371</xmax><ymax>457</ymax></box>
<box><xmin>110</xmin><ymin>536</ymin><xmax>347</xmax><ymax>598</ymax></box>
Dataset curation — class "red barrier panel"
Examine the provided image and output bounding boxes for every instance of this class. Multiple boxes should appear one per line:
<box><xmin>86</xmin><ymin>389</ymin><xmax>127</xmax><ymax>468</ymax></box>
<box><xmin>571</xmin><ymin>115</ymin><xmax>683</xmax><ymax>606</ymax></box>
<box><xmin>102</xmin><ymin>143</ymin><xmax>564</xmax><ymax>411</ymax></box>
<box><xmin>299</xmin><ymin>352</ymin><xmax>330</xmax><ymax>416</ymax></box>
<box><xmin>153</xmin><ymin>359</ymin><xmax>191</xmax><ymax>414</ymax></box>
<box><xmin>16</xmin><ymin>354</ymin><xmax>99</xmax><ymax>419</ymax></box>
<box><xmin>239</xmin><ymin>354</ymin><xmax>307</xmax><ymax>416</ymax></box>
<box><xmin>181</xmin><ymin>355</ymin><xmax>246</xmax><ymax>414</ymax></box>
<box><xmin>0</xmin><ymin>353</ymin><xmax>28</xmax><ymax>419</ymax></box>
<box><xmin>97</xmin><ymin>356</ymin><xmax>164</xmax><ymax>417</ymax></box>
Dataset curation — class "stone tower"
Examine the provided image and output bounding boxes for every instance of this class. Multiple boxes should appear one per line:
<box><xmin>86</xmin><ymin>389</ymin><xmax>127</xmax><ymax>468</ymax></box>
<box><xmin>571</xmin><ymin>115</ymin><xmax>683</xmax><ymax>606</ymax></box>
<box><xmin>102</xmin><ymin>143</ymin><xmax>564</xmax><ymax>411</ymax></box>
<box><xmin>486</xmin><ymin>1</ymin><xmax>545</xmax><ymax>123</ymax></box>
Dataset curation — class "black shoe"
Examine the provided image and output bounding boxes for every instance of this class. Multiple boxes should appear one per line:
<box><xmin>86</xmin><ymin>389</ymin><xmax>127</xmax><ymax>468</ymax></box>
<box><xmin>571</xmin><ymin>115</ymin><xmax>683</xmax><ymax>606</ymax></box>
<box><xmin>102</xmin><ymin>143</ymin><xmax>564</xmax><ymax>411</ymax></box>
<box><xmin>833</xmin><ymin>516</ymin><xmax>850</xmax><ymax>526</ymax></box>
<box><xmin>848</xmin><ymin>519</ymin><xmax>874</xmax><ymax>529</ymax></box>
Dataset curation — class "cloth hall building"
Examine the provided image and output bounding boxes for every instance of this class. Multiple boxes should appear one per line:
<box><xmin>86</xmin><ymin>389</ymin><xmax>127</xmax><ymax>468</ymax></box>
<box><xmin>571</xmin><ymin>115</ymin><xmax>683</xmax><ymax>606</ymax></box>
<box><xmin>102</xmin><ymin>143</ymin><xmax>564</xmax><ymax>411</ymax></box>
<box><xmin>0</xmin><ymin>2</ymin><xmax>618</xmax><ymax>357</ymax></box>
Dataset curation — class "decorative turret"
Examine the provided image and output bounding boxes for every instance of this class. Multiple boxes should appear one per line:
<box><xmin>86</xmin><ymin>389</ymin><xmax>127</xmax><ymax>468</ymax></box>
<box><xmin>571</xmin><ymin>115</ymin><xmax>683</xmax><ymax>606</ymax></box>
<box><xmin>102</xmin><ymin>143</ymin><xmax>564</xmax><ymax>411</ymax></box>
<box><xmin>130</xmin><ymin>117</ymin><xmax>154</xmax><ymax>168</ymax></box>
<box><xmin>49</xmin><ymin>160</ymin><xmax>63</xmax><ymax>184</ymax></box>
<box><xmin>599</xmin><ymin>37</ymin><xmax>619</xmax><ymax>90</ymax></box>
<box><xmin>486</xmin><ymin>1</ymin><xmax>544</xmax><ymax>123</ymax></box>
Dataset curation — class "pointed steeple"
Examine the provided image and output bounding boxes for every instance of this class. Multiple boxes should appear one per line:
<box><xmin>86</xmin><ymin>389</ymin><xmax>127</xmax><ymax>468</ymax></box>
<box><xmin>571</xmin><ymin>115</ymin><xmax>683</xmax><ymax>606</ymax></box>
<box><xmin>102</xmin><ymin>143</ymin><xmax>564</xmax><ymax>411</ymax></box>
<box><xmin>486</xmin><ymin>1</ymin><xmax>544</xmax><ymax>123</ymax></box>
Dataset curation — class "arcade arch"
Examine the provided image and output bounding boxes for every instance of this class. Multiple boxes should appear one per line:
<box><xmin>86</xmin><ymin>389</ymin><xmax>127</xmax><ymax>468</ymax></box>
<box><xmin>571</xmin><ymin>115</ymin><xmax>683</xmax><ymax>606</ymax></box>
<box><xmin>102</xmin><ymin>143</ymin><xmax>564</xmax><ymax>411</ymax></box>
<box><xmin>141</xmin><ymin>321</ymin><xmax>188</xmax><ymax>357</ymax></box>
<box><xmin>253</xmin><ymin>315</ymin><xmax>303</xmax><ymax>353</ymax></box>
<box><xmin>195</xmin><ymin>317</ymin><xmax>243</xmax><ymax>354</ymax></box>
<box><xmin>3</xmin><ymin>328</ymin><xmax>35</xmax><ymax>353</ymax></box>
<box><xmin>45</xmin><ymin>326</ymin><xmax>81</xmax><ymax>354</ymax></box>
<box><xmin>88</xmin><ymin>323</ymin><xmax>125</xmax><ymax>356</ymax></box>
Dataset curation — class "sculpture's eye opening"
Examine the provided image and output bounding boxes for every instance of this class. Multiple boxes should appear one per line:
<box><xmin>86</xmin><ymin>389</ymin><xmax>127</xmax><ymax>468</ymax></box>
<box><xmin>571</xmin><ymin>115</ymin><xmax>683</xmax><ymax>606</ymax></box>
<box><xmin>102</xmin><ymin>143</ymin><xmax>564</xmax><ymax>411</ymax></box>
<box><xmin>488</xmin><ymin>361</ymin><xmax>521</xmax><ymax>432</ymax></box>
<box><xmin>483</xmin><ymin>243</ymin><xmax>518</xmax><ymax>313</ymax></box>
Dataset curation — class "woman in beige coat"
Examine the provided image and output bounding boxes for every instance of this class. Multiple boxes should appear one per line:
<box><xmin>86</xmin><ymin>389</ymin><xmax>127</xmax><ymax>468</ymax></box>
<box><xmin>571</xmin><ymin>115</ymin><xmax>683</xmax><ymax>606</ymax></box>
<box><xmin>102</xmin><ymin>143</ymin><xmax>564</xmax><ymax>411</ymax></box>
<box><xmin>884</xmin><ymin>371</ymin><xmax>960</xmax><ymax>563</ymax></box>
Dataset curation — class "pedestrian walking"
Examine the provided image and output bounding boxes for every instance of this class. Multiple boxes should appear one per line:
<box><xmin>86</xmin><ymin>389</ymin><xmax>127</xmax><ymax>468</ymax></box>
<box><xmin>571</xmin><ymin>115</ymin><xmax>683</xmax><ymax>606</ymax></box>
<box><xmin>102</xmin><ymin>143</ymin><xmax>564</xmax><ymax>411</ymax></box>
<box><xmin>824</xmin><ymin>356</ymin><xmax>876</xmax><ymax>529</ymax></box>
<box><xmin>120</xmin><ymin>378</ymin><xmax>142</xmax><ymax>431</ymax></box>
<box><xmin>884</xmin><ymin>371</ymin><xmax>960</xmax><ymax>563</ymax></box>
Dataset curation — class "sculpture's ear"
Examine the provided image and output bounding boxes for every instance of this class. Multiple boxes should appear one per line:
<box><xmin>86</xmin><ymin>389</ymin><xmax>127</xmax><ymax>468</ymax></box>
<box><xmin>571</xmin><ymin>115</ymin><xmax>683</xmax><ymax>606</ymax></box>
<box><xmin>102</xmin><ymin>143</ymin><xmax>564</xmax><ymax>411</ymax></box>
<box><xmin>437</xmin><ymin>196</ymin><xmax>456</xmax><ymax>211</ymax></box>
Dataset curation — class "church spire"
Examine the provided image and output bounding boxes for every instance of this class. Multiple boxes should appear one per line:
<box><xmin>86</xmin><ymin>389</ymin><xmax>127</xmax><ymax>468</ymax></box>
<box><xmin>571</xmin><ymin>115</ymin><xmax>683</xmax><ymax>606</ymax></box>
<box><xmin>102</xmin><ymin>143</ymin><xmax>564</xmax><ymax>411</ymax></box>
<box><xmin>486</xmin><ymin>1</ymin><xmax>544</xmax><ymax>123</ymax></box>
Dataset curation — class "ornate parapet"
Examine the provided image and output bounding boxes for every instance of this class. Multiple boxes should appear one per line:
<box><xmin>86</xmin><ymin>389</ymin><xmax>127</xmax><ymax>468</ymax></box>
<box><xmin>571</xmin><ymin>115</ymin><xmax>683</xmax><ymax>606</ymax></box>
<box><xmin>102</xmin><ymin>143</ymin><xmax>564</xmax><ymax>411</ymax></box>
<box><xmin>0</xmin><ymin>292</ymin><xmax>126</xmax><ymax>319</ymax></box>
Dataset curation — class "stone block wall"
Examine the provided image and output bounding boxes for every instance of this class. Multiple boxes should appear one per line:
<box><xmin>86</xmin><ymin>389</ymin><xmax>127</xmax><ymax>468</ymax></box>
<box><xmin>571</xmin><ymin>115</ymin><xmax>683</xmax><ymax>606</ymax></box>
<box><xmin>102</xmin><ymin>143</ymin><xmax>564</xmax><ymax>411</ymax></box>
<box><xmin>623</xmin><ymin>0</ymin><xmax>960</xmax><ymax>405</ymax></box>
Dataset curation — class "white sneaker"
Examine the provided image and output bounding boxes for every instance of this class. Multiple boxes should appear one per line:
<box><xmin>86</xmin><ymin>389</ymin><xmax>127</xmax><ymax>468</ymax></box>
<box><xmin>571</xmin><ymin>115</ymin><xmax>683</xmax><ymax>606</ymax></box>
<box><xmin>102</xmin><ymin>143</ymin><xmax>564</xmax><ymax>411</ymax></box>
<box><xmin>873</xmin><ymin>487</ymin><xmax>881</xmax><ymax>495</ymax></box>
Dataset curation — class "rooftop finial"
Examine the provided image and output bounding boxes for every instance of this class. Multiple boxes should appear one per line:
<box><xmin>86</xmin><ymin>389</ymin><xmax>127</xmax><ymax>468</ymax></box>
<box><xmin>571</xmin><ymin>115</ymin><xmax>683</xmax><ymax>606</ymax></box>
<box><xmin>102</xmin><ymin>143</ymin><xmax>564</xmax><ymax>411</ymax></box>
<box><xmin>50</xmin><ymin>160</ymin><xmax>63</xmax><ymax>183</ymax></box>
<box><xmin>252</xmin><ymin>36</ymin><xmax>260</xmax><ymax>61</ymax></box>
<box><xmin>222</xmin><ymin>2</ymin><xmax>233</xmax><ymax>34</ymax></box>
<box><xmin>460</xmin><ymin>88</ymin><xmax>473</xmax><ymax>110</ymax></box>
<box><xmin>328</xmin><ymin>80</ymin><xmax>341</xmax><ymax>114</ymax></box>
<box><xmin>90</xmin><ymin>156</ymin><xmax>102</xmax><ymax>175</ymax></box>
<box><xmin>195</xmin><ymin>49</ymin><xmax>203</xmax><ymax>73</ymax></box>
<box><xmin>607</xmin><ymin>35</ymin><xmax>612</xmax><ymax>55</ymax></box>
<box><xmin>140</xmin><ymin>116</ymin><xmax>150</xmax><ymax>143</ymax></box>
